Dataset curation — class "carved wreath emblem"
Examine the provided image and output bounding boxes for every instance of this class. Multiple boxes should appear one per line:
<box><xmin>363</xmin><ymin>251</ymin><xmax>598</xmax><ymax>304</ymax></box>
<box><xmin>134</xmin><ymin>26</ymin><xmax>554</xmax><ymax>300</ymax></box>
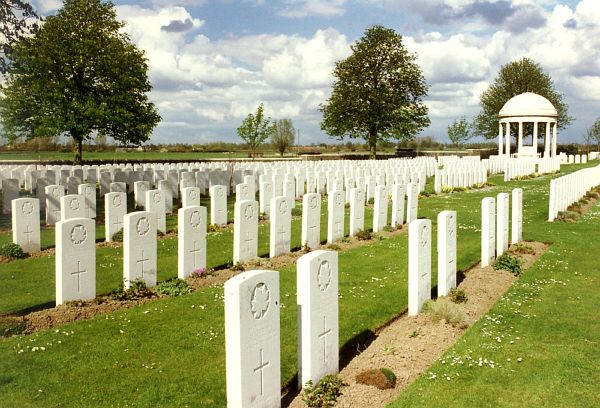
<box><xmin>112</xmin><ymin>195</ymin><xmax>122</xmax><ymax>207</ymax></box>
<box><xmin>279</xmin><ymin>200</ymin><xmax>288</xmax><ymax>215</ymax></box>
<box><xmin>69</xmin><ymin>197</ymin><xmax>80</xmax><ymax>211</ymax></box>
<box><xmin>310</xmin><ymin>195</ymin><xmax>318</xmax><ymax>209</ymax></box>
<box><xmin>21</xmin><ymin>201</ymin><xmax>34</xmax><ymax>215</ymax></box>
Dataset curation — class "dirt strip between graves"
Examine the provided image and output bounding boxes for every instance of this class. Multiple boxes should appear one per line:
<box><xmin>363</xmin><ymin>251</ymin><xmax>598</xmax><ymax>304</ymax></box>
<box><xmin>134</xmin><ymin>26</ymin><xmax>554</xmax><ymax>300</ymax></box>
<box><xmin>2</xmin><ymin>225</ymin><xmax>407</xmax><ymax>335</ymax></box>
<box><xmin>286</xmin><ymin>241</ymin><xmax>548</xmax><ymax>408</ymax></box>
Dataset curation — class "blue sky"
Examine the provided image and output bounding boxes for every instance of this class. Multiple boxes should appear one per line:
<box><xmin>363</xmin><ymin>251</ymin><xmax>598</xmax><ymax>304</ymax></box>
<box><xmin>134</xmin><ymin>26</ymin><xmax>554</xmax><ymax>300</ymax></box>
<box><xmin>32</xmin><ymin>0</ymin><xmax>599</xmax><ymax>146</ymax></box>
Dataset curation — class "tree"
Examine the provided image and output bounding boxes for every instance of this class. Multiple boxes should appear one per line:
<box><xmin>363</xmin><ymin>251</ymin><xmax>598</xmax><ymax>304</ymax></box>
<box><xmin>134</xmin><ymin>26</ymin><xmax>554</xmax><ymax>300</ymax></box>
<box><xmin>447</xmin><ymin>116</ymin><xmax>473</xmax><ymax>147</ymax></box>
<box><xmin>237</xmin><ymin>103</ymin><xmax>274</xmax><ymax>157</ymax></box>
<box><xmin>0</xmin><ymin>0</ymin><xmax>161</xmax><ymax>164</ymax></box>
<box><xmin>271</xmin><ymin>118</ymin><xmax>295</xmax><ymax>156</ymax></box>
<box><xmin>320</xmin><ymin>25</ymin><xmax>430</xmax><ymax>159</ymax></box>
<box><xmin>0</xmin><ymin>0</ymin><xmax>41</xmax><ymax>74</ymax></box>
<box><xmin>584</xmin><ymin>118</ymin><xmax>600</xmax><ymax>153</ymax></box>
<box><xmin>474</xmin><ymin>58</ymin><xmax>573</xmax><ymax>140</ymax></box>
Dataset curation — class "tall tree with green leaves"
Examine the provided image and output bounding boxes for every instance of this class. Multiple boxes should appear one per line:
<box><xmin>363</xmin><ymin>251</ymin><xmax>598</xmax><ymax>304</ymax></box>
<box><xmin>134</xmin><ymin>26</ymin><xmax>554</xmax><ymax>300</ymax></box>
<box><xmin>447</xmin><ymin>116</ymin><xmax>473</xmax><ymax>147</ymax></box>
<box><xmin>237</xmin><ymin>103</ymin><xmax>274</xmax><ymax>157</ymax></box>
<box><xmin>0</xmin><ymin>0</ymin><xmax>41</xmax><ymax>74</ymax></box>
<box><xmin>320</xmin><ymin>25</ymin><xmax>430</xmax><ymax>159</ymax></box>
<box><xmin>271</xmin><ymin>118</ymin><xmax>295</xmax><ymax>156</ymax></box>
<box><xmin>474</xmin><ymin>58</ymin><xmax>573</xmax><ymax>141</ymax></box>
<box><xmin>0</xmin><ymin>0</ymin><xmax>161</xmax><ymax>164</ymax></box>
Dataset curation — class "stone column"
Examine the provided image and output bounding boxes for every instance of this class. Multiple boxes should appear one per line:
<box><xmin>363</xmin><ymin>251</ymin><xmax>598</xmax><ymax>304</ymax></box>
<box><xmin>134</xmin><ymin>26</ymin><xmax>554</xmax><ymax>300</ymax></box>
<box><xmin>552</xmin><ymin>122</ymin><xmax>558</xmax><ymax>157</ymax></box>
<box><xmin>533</xmin><ymin>121</ymin><xmax>539</xmax><ymax>157</ymax></box>
<box><xmin>518</xmin><ymin>121</ymin><xmax>523</xmax><ymax>158</ymax></box>
<box><xmin>544</xmin><ymin>122</ymin><xmax>551</xmax><ymax>158</ymax></box>
<box><xmin>498</xmin><ymin>122</ymin><xmax>503</xmax><ymax>156</ymax></box>
<box><xmin>505</xmin><ymin>121</ymin><xmax>511</xmax><ymax>157</ymax></box>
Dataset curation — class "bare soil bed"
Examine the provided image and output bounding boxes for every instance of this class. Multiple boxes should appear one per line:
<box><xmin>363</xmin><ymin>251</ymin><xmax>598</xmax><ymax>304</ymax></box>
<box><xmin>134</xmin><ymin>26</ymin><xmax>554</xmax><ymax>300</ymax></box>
<box><xmin>287</xmin><ymin>241</ymin><xmax>548</xmax><ymax>408</ymax></box>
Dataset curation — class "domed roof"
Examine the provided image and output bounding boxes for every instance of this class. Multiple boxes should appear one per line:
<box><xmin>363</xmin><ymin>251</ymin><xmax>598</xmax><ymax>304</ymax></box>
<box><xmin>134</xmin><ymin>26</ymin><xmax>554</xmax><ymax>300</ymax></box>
<box><xmin>499</xmin><ymin>92</ymin><xmax>558</xmax><ymax>118</ymax></box>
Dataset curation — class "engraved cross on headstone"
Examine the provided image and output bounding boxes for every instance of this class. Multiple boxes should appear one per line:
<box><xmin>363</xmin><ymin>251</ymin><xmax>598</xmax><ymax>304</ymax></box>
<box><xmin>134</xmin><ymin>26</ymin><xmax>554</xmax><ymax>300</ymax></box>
<box><xmin>190</xmin><ymin>240</ymin><xmax>202</xmax><ymax>267</ymax></box>
<box><xmin>137</xmin><ymin>250</ymin><xmax>149</xmax><ymax>278</ymax></box>
<box><xmin>113</xmin><ymin>216</ymin><xmax>123</xmax><ymax>231</ymax></box>
<box><xmin>253</xmin><ymin>348</ymin><xmax>270</xmax><ymax>396</ymax></box>
<box><xmin>318</xmin><ymin>316</ymin><xmax>332</xmax><ymax>364</ymax></box>
<box><xmin>71</xmin><ymin>260</ymin><xmax>86</xmax><ymax>292</ymax></box>
<box><xmin>243</xmin><ymin>231</ymin><xmax>254</xmax><ymax>255</ymax></box>
<box><xmin>309</xmin><ymin>223</ymin><xmax>318</xmax><ymax>244</ymax></box>
<box><xmin>23</xmin><ymin>224</ymin><xmax>33</xmax><ymax>244</ymax></box>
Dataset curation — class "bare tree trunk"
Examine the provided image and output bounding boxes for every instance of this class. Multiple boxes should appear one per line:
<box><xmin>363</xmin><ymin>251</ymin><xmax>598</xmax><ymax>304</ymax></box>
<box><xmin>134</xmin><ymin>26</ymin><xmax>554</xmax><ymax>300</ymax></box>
<box><xmin>73</xmin><ymin>136</ymin><xmax>83</xmax><ymax>165</ymax></box>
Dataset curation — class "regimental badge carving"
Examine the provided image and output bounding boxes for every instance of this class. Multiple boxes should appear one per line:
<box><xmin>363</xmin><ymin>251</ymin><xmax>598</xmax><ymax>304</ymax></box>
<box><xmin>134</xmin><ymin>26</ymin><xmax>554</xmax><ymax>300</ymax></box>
<box><xmin>279</xmin><ymin>199</ymin><xmax>288</xmax><ymax>215</ymax></box>
<box><xmin>71</xmin><ymin>224</ymin><xmax>87</xmax><ymax>245</ymax></box>
<box><xmin>336</xmin><ymin>193</ymin><xmax>343</xmax><ymax>206</ymax></box>
<box><xmin>317</xmin><ymin>260</ymin><xmax>332</xmax><ymax>292</ymax></box>
<box><xmin>310</xmin><ymin>195</ymin><xmax>318</xmax><ymax>209</ymax></box>
<box><xmin>241</xmin><ymin>185</ymin><xmax>248</xmax><ymax>195</ymax></box>
<box><xmin>112</xmin><ymin>195</ymin><xmax>122</xmax><ymax>207</ymax></box>
<box><xmin>153</xmin><ymin>192</ymin><xmax>161</xmax><ymax>204</ymax></box>
<box><xmin>244</xmin><ymin>204</ymin><xmax>254</xmax><ymax>220</ymax></box>
<box><xmin>251</xmin><ymin>282</ymin><xmax>270</xmax><ymax>320</ymax></box>
<box><xmin>190</xmin><ymin>190</ymin><xmax>198</xmax><ymax>200</ymax></box>
<box><xmin>448</xmin><ymin>215</ymin><xmax>455</xmax><ymax>237</ymax></box>
<box><xmin>85</xmin><ymin>186</ymin><xmax>93</xmax><ymax>195</ymax></box>
<box><xmin>420</xmin><ymin>225</ymin><xmax>428</xmax><ymax>248</ymax></box>
<box><xmin>69</xmin><ymin>198</ymin><xmax>80</xmax><ymax>211</ymax></box>
<box><xmin>52</xmin><ymin>188</ymin><xmax>61</xmax><ymax>197</ymax></box>
<box><xmin>136</xmin><ymin>217</ymin><xmax>150</xmax><ymax>236</ymax></box>
<box><xmin>190</xmin><ymin>210</ymin><xmax>202</xmax><ymax>229</ymax></box>
<box><xmin>21</xmin><ymin>201</ymin><xmax>34</xmax><ymax>215</ymax></box>
<box><xmin>217</xmin><ymin>188</ymin><xmax>224</xmax><ymax>198</ymax></box>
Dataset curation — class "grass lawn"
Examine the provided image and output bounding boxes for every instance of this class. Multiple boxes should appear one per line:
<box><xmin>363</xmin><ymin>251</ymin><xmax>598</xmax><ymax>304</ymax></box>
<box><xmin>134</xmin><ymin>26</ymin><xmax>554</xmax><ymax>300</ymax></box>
<box><xmin>0</xmin><ymin>162</ymin><xmax>598</xmax><ymax>407</ymax></box>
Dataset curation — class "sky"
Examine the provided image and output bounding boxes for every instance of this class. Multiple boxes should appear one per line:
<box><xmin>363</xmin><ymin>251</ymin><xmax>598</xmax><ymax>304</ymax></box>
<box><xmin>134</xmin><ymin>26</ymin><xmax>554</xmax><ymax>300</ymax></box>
<box><xmin>31</xmin><ymin>0</ymin><xmax>600</xmax><ymax>145</ymax></box>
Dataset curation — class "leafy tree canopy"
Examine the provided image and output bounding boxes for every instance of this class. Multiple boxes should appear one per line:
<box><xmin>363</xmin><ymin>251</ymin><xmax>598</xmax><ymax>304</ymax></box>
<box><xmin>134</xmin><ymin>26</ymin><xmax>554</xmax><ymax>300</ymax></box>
<box><xmin>271</xmin><ymin>118</ymin><xmax>295</xmax><ymax>156</ymax></box>
<box><xmin>447</xmin><ymin>116</ymin><xmax>473</xmax><ymax>147</ymax></box>
<box><xmin>0</xmin><ymin>0</ymin><xmax>161</xmax><ymax>163</ymax></box>
<box><xmin>0</xmin><ymin>0</ymin><xmax>41</xmax><ymax>74</ymax></box>
<box><xmin>320</xmin><ymin>25</ymin><xmax>430</xmax><ymax>159</ymax></box>
<box><xmin>474</xmin><ymin>57</ymin><xmax>573</xmax><ymax>140</ymax></box>
<box><xmin>236</xmin><ymin>103</ymin><xmax>274</xmax><ymax>157</ymax></box>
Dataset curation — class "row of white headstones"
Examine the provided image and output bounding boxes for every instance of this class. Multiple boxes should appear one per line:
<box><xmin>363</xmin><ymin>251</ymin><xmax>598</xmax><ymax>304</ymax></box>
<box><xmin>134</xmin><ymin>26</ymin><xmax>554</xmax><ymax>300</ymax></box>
<box><xmin>548</xmin><ymin>163</ymin><xmax>600</xmax><ymax>221</ymax></box>
<box><xmin>11</xmin><ymin>180</ymin><xmax>421</xmax><ymax>305</ymax></box>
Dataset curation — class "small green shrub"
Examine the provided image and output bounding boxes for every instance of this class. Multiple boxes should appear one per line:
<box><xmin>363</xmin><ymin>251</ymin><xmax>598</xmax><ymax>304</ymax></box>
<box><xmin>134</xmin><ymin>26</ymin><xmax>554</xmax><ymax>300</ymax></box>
<box><xmin>302</xmin><ymin>375</ymin><xmax>345</xmax><ymax>407</ymax></box>
<box><xmin>291</xmin><ymin>207</ymin><xmax>302</xmax><ymax>217</ymax></box>
<box><xmin>327</xmin><ymin>244</ymin><xmax>341</xmax><ymax>251</ymax></box>
<box><xmin>354</xmin><ymin>229</ymin><xmax>372</xmax><ymax>241</ymax></box>
<box><xmin>453</xmin><ymin>186</ymin><xmax>467</xmax><ymax>192</ymax></box>
<box><xmin>230</xmin><ymin>262</ymin><xmax>244</xmax><ymax>271</ymax></box>
<box><xmin>157</xmin><ymin>230</ymin><xmax>166</xmax><ymax>237</ymax></box>
<box><xmin>422</xmin><ymin>298</ymin><xmax>467</xmax><ymax>328</ymax></box>
<box><xmin>448</xmin><ymin>288</ymin><xmax>468</xmax><ymax>304</ymax></box>
<box><xmin>111</xmin><ymin>229</ymin><xmax>124</xmax><ymax>242</ymax></box>
<box><xmin>382</xmin><ymin>225</ymin><xmax>394</xmax><ymax>232</ymax></box>
<box><xmin>367</xmin><ymin>198</ymin><xmax>374</xmax><ymax>205</ymax></box>
<box><xmin>441</xmin><ymin>186</ymin><xmax>453</xmax><ymax>193</ymax></box>
<box><xmin>340</xmin><ymin>236</ymin><xmax>350</xmax><ymax>243</ymax></box>
<box><xmin>155</xmin><ymin>278</ymin><xmax>192</xmax><ymax>297</ymax></box>
<box><xmin>0</xmin><ymin>243</ymin><xmax>28</xmax><ymax>259</ymax></box>
<box><xmin>379</xmin><ymin>368</ymin><xmax>397</xmax><ymax>387</ymax></box>
<box><xmin>109</xmin><ymin>280</ymin><xmax>154</xmax><ymax>301</ymax></box>
<box><xmin>556</xmin><ymin>211</ymin><xmax>578</xmax><ymax>222</ymax></box>
<box><xmin>511</xmin><ymin>242</ymin><xmax>535</xmax><ymax>255</ymax></box>
<box><xmin>493</xmin><ymin>252</ymin><xmax>523</xmax><ymax>276</ymax></box>
<box><xmin>207</xmin><ymin>224</ymin><xmax>221</xmax><ymax>233</ymax></box>
<box><xmin>409</xmin><ymin>329</ymin><xmax>420</xmax><ymax>338</ymax></box>
<box><xmin>190</xmin><ymin>267</ymin><xmax>208</xmax><ymax>278</ymax></box>
<box><xmin>585</xmin><ymin>191</ymin><xmax>599</xmax><ymax>199</ymax></box>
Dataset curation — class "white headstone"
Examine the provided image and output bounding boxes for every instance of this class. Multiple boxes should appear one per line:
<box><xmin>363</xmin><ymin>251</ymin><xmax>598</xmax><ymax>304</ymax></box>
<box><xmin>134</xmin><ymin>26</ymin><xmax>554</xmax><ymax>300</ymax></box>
<box><xmin>391</xmin><ymin>184</ymin><xmax>406</xmax><ymax>228</ymax></box>
<box><xmin>158</xmin><ymin>179</ymin><xmax>173</xmax><ymax>214</ymax></box>
<box><xmin>45</xmin><ymin>184</ymin><xmax>65</xmax><ymax>225</ymax></box>
<box><xmin>55</xmin><ymin>217</ymin><xmax>96</xmax><ymax>305</ymax></box>
<box><xmin>2</xmin><ymin>178</ymin><xmax>19</xmax><ymax>215</ymax></box>
<box><xmin>110</xmin><ymin>182</ymin><xmax>127</xmax><ymax>194</ymax></box>
<box><xmin>496</xmin><ymin>192</ymin><xmax>509</xmax><ymax>256</ymax></box>
<box><xmin>236</xmin><ymin>183</ymin><xmax>254</xmax><ymax>203</ymax></box>
<box><xmin>134</xmin><ymin>180</ymin><xmax>150</xmax><ymax>208</ymax></box>
<box><xmin>269</xmin><ymin>196</ymin><xmax>292</xmax><ymax>258</ymax></box>
<box><xmin>60</xmin><ymin>194</ymin><xmax>86</xmax><ymax>220</ymax></box>
<box><xmin>297</xmin><ymin>250</ymin><xmax>339</xmax><ymax>388</ymax></box>
<box><xmin>511</xmin><ymin>188</ymin><xmax>523</xmax><ymax>244</ymax></box>
<box><xmin>406</xmin><ymin>182</ymin><xmax>418</xmax><ymax>224</ymax></box>
<box><xmin>210</xmin><ymin>185</ymin><xmax>228</xmax><ymax>226</ymax></box>
<box><xmin>373</xmin><ymin>185</ymin><xmax>388</xmax><ymax>233</ymax></box>
<box><xmin>233</xmin><ymin>200</ymin><xmax>259</xmax><ymax>264</ymax></box>
<box><xmin>349</xmin><ymin>187</ymin><xmax>365</xmax><ymax>236</ymax></box>
<box><xmin>225</xmin><ymin>270</ymin><xmax>281</xmax><ymax>408</ymax></box>
<box><xmin>259</xmin><ymin>180</ymin><xmax>273</xmax><ymax>218</ymax></box>
<box><xmin>105</xmin><ymin>192</ymin><xmax>126</xmax><ymax>242</ymax></box>
<box><xmin>327</xmin><ymin>190</ymin><xmax>345</xmax><ymax>244</ymax></box>
<box><xmin>437</xmin><ymin>210</ymin><xmax>457</xmax><ymax>297</ymax></box>
<box><xmin>182</xmin><ymin>187</ymin><xmax>201</xmax><ymax>208</ymax></box>
<box><xmin>408</xmin><ymin>219</ymin><xmax>431</xmax><ymax>316</ymax></box>
<box><xmin>301</xmin><ymin>193</ymin><xmax>321</xmax><ymax>250</ymax></box>
<box><xmin>481</xmin><ymin>197</ymin><xmax>496</xmax><ymax>267</ymax></box>
<box><xmin>145</xmin><ymin>189</ymin><xmax>166</xmax><ymax>233</ymax></box>
<box><xmin>11</xmin><ymin>197</ymin><xmax>41</xmax><ymax>253</ymax></box>
<box><xmin>123</xmin><ymin>211</ymin><xmax>157</xmax><ymax>288</ymax></box>
<box><xmin>77</xmin><ymin>183</ymin><xmax>97</xmax><ymax>219</ymax></box>
<box><xmin>178</xmin><ymin>205</ymin><xmax>207</xmax><ymax>279</ymax></box>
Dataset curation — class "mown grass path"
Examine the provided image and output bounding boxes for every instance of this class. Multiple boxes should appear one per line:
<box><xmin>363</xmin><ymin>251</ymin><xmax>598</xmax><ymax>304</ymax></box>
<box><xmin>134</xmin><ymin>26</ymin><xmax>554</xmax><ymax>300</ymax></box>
<box><xmin>0</xmin><ymin>163</ymin><xmax>597</xmax><ymax>407</ymax></box>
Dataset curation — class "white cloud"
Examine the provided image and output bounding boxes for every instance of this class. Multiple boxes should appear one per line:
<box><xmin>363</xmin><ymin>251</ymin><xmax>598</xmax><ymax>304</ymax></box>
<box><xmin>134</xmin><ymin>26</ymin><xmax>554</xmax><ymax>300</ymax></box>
<box><xmin>277</xmin><ymin>0</ymin><xmax>347</xmax><ymax>18</ymax></box>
